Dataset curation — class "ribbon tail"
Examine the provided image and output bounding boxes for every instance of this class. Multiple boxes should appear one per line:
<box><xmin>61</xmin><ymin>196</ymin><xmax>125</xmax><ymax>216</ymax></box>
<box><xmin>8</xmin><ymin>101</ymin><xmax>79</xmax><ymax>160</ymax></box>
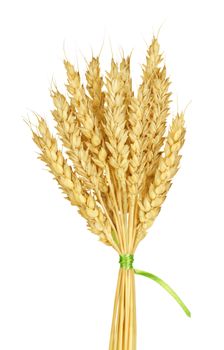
<box><xmin>134</xmin><ymin>269</ymin><xmax>191</xmax><ymax>318</ymax></box>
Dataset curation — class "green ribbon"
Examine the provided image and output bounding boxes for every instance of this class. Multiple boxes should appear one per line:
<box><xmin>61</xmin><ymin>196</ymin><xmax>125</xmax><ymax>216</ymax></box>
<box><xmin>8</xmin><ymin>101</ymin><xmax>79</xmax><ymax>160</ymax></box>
<box><xmin>119</xmin><ymin>254</ymin><xmax>191</xmax><ymax>318</ymax></box>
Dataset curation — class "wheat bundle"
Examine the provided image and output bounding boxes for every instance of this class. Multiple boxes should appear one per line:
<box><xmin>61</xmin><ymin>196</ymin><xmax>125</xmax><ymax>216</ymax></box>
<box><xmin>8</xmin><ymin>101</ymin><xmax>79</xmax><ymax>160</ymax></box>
<box><xmin>30</xmin><ymin>37</ymin><xmax>190</xmax><ymax>350</ymax></box>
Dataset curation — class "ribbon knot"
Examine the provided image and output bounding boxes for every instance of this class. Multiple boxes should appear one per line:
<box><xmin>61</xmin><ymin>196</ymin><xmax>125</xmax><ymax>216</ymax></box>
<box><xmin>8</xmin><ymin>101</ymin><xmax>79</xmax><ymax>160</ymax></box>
<box><xmin>119</xmin><ymin>254</ymin><xmax>134</xmax><ymax>269</ymax></box>
<box><xmin>119</xmin><ymin>254</ymin><xmax>191</xmax><ymax>318</ymax></box>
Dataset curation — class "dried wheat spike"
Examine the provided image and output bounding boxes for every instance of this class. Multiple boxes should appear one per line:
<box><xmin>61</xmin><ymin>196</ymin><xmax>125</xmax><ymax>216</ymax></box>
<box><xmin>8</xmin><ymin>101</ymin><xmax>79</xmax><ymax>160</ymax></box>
<box><xmin>136</xmin><ymin>113</ymin><xmax>185</xmax><ymax>247</ymax></box>
<box><xmin>85</xmin><ymin>56</ymin><xmax>105</xmax><ymax>123</ymax></box>
<box><xmin>32</xmin><ymin>117</ymin><xmax>117</xmax><ymax>250</ymax></box>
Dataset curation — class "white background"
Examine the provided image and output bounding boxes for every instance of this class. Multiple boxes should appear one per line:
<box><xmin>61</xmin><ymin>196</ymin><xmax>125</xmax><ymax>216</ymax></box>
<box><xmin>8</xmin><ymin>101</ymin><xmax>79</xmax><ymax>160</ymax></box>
<box><xmin>0</xmin><ymin>0</ymin><xmax>223</xmax><ymax>349</ymax></box>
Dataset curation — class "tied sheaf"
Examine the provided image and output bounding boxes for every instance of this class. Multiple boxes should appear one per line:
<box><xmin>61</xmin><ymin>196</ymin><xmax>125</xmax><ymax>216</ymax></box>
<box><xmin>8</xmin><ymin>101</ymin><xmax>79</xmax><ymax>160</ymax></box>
<box><xmin>30</xmin><ymin>37</ymin><xmax>187</xmax><ymax>350</ymax></box>
<box><xmin>31</xmin><ymin>37</ymin><xmax>185</xmax><ymax>256</ymax></box>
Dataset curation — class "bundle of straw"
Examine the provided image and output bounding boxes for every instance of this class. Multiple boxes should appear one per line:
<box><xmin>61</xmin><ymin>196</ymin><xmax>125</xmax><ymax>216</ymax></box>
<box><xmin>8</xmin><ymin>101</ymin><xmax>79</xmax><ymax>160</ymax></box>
<box><xmin>30</xmin><ymin>37</ymin><xmax>189</xmax><ymax>350</ymax></box>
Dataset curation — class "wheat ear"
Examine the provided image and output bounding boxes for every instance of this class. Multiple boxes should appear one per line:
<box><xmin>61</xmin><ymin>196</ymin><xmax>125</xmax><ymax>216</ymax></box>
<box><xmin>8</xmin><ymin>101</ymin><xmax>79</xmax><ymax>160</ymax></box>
<box><xmin>31</xmin><ymin>117</ymin><xmax>119</xmax><ymax>251</ymax></box>
<box><xmin>136</xmin><ymin>113</ymin><xmax>185</xmax><ymax>248</ymax></box>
